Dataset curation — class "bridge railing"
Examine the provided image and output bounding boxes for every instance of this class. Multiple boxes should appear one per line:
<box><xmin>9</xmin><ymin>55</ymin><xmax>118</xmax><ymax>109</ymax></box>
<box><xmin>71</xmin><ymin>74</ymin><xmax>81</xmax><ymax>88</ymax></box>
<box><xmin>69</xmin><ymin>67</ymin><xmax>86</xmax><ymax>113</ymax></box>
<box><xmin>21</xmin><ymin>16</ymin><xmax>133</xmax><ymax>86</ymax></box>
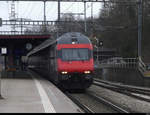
<box><xmin>0</xmin><ymin>31</ymin><xmax>52</xmax><ymax>35</ymax></box>
<box><xmin>0</xmin><ymin>20</ymin><xmax>94</xmax><ymax>35</ymax></box>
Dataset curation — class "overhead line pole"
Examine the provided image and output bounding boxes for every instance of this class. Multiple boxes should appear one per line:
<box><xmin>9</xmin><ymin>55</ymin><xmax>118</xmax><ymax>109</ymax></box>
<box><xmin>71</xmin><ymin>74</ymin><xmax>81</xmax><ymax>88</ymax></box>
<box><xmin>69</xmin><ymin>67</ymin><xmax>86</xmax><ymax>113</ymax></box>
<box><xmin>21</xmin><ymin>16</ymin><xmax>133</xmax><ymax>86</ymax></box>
<box><xmin>44</xmin><ymin>0</ymin><xmax>46</xmax><ymax>22</ymax></box>
<box><xmin>84</xmin><ymin>1</ymin><xmax>87</xmax><ymax>33</ymax></box>
<box><xmin>138</xmin><ymin>0</ymin><xmax>143</xmax><ymax>60</ymax></box>
<box><xmin>44</xmin><ymin>0</ymin><xmax>47</xmax><ymax>32</ymax></box>
<box><xmin>57</xmin><ymin>0</ymin><xmax>60</xmax><ymax>37</ymax></box>
<box><xmin>58</xmin><ymin>0</ymin><xmax>60</xmax><ymax>21</ymax></box>
<box><xmin>91</xmin><ymin>2</ymin><xmax>93</xmax><ymax>21</ymax></box>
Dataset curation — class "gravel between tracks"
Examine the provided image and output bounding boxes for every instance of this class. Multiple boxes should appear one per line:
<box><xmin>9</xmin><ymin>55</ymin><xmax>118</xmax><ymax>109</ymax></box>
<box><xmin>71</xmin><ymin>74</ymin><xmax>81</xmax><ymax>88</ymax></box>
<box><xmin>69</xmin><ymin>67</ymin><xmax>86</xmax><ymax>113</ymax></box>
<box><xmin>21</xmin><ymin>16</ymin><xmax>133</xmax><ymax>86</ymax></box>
<box><xmin>71</xmin><ymin>93</ymin><xmax>116</xmax><ymax>113</ymax></box>
<box><xmin>89</xmin><ymin>85</ymin><xmax>150</xmax><ymax>113</ymax></box>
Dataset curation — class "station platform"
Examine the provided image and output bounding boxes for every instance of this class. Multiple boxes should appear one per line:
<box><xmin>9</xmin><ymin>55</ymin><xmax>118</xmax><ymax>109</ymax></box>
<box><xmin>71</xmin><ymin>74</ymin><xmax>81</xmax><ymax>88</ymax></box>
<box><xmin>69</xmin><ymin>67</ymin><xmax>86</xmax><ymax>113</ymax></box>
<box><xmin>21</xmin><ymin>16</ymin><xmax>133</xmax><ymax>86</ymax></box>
<box><xmin>0</xmin><ymin>70</ymin><xmax>82</xmax><ymax>113</ymax></box>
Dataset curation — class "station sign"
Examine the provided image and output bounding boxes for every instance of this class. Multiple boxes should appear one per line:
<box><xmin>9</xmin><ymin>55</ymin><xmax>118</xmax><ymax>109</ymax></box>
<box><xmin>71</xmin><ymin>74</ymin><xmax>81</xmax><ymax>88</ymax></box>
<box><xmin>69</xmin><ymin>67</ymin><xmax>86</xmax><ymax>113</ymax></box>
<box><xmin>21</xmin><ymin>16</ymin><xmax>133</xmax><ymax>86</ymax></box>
<box><xmin>1</xmin><ymin>48</ymin><xmax>7</xmax><ymax>54</ymax></box>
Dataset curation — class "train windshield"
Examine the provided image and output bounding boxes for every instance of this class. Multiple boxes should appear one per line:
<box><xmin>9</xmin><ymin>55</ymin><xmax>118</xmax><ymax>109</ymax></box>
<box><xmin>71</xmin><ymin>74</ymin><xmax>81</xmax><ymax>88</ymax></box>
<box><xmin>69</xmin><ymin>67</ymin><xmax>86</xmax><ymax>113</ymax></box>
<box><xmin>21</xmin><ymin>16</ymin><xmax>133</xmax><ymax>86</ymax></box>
<box><xmin>61</xmin><ymin>48</ymin><xmax>90</xmax><ymax>61</ymax></box>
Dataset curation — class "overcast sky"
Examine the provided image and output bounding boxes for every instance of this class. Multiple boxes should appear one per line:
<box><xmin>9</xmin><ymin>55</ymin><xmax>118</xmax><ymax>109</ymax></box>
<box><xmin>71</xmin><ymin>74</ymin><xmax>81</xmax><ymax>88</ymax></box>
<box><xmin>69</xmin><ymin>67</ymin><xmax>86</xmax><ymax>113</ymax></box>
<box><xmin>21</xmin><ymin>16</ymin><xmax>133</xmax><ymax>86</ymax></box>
<box><xmin>0</xmin><ymin>1</ymin><xmax>102</xmax><ymax>20</ymax></box>
<box><xmin>0</xmin><ymin>1</ymin><xmax>102</xmax><ymax>31</ymax></box>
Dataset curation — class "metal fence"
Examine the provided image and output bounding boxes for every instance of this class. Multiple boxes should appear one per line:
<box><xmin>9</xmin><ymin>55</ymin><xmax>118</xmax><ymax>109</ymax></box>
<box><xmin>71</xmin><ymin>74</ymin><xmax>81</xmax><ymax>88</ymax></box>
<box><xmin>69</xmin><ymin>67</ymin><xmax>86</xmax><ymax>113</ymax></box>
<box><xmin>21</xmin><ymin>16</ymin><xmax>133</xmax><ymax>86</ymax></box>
<box><xmin>96</xmin><ymin>57</ymin><xmax>138</xmax><ymax>69</ymax></box>
<box><xmin>95</xmin><ymin>56</ymin><xmax>150</xmax><ymax>78</ymax></box>
<box><xmin>138</xmin><ymin>58</ymin><xmax>147</xmax><ymax>76</ymax></box>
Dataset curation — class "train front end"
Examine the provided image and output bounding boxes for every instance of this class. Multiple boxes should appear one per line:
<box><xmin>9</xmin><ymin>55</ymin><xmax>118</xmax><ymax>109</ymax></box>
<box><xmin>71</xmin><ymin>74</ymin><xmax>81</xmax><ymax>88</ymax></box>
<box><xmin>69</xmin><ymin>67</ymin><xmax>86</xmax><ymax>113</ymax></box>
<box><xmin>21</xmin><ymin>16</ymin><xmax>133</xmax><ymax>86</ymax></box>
<box><xmin>57</xmin><ymin>33</ymin><xmax>94</xmax><ymax>90</ymax></box>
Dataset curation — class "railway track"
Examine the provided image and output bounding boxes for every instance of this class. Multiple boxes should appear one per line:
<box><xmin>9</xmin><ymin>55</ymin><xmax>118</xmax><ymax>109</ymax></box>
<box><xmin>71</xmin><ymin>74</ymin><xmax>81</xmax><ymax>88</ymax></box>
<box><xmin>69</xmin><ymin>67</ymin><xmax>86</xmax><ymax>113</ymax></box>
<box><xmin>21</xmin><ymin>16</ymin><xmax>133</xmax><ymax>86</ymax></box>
<box><xmin>86</xmin><ymin>91</ymin><xmax>130</xmax><ymax>113</ymax></box>
<box><xmin>65</xmin><ymin>92</ymin><xmax>94</xmax><ymax>113</ymax></box>
<box><xmin>65</xmin><ymin>91</ymin><xmax>129</xmax><ymax>113</ymax></box>
<box><xmin>94</xmin><ymin>78</ymin><xmax>150</xmax><ymax>103</ymax></box>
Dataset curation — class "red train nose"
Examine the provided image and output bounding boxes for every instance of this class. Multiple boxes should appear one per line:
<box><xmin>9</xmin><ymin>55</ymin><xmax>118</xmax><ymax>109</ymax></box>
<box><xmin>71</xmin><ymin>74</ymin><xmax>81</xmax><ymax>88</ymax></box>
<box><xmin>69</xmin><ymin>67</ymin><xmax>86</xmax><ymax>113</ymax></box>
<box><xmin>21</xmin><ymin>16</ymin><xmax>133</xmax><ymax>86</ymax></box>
<box><xmin>58</xmin><ymin>59</ymin><xmax>94</xmax><ymax>73</ymax></box>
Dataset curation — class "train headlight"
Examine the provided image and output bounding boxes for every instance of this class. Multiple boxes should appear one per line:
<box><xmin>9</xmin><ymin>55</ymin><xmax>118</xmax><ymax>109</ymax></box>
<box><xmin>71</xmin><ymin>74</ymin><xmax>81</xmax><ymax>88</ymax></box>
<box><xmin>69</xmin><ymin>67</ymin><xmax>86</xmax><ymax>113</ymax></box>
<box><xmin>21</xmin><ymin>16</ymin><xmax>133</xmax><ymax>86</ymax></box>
<box><xmin>61</xmin><ymin>71</ymin><xmax>68</xmax><ymax>74</ymax></box>
<box><xmin>72</xmin><ymin>41</ymin><xmax>76</xmax><ymax>44</ymax></box>
<box><xmin>84</xmin><ymin>71</ymin><xmax>91</xmax><ymax>74</ymax></box>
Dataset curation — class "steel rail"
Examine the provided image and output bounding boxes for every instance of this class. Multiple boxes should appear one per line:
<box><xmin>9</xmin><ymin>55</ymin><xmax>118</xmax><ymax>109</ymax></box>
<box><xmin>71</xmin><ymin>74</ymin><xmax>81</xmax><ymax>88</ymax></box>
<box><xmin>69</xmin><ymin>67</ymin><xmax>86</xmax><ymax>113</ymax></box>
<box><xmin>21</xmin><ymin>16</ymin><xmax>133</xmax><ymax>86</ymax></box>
<box><xmin>94</xmin><ymin>79</ymin><xmax>150</xmax><ymax>95</ymax></box>
<box><xmin>93</xmin><ymin>80</ymin><xmax>150</xmax><ymax>103</ymax></box>
<box><xmin>65</xmin><ymin>92</ymin><xmax>94</xmax><ymax>113</ymax></box>
<box><xmin>86</xmin><ymin>91</ymin><xmax>130</xmax><ymax>113</ymax></box>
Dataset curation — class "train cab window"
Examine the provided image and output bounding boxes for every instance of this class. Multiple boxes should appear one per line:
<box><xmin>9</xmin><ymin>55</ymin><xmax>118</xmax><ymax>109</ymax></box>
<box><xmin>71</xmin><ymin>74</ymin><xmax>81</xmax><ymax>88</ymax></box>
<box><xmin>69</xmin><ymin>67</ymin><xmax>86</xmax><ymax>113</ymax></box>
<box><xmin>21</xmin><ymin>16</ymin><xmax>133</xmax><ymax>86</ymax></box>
<box><xmin>61</xmin><ymin>48</ymin><xmax>91</xmax><ymax>61</ymax></box>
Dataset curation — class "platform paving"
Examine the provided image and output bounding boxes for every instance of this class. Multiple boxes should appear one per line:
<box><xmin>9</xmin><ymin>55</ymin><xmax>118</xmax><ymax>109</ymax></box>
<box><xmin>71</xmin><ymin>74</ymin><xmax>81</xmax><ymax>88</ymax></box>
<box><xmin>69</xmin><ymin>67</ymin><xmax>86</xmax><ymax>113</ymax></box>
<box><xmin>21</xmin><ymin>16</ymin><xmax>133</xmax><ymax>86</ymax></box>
<box><xmin>0</xmin><ymin>70</ymin><xmax>82</xmax><ymax>113</ymax></box>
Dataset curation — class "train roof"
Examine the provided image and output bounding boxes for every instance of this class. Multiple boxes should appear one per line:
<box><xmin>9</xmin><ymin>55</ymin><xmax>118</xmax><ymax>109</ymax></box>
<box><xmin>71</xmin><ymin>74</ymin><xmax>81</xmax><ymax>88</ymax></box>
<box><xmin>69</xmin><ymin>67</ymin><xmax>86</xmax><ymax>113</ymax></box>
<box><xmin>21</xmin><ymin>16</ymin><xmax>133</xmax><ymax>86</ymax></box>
<box><xmin>27</xmin><ymin>32</ymin><xmax>91</xmax><ymax>56</ymax></box>
<box><xmin>57</xmin><ymin>32</ymin><xmax>91</xmax><ymax>44</ymax></box>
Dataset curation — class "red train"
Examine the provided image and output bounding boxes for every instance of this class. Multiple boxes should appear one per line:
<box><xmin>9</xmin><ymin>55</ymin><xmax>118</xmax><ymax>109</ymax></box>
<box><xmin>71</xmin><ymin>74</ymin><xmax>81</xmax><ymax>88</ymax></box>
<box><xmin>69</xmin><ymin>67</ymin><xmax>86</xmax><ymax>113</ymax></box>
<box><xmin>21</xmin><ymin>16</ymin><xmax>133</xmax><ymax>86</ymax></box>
<box><xmin>26</xmin><ymin>32</ymin><xmax>94</xmax><ymax>90</ymax></box>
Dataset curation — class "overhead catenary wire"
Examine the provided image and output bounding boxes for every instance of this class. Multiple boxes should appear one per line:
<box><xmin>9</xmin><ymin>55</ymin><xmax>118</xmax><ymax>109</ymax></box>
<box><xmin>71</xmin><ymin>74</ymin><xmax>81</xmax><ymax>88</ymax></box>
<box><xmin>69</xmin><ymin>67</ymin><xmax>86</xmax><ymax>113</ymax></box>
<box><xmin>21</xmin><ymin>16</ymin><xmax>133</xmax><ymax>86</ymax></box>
<box><xmin>8</xmin><ymin>1</ymin><xmax>102</xmax><ymax>21</ymax></box>
<box><xmin>22</xmin><ymin>2</ymin><xmax>33</xmax><ymax>19</ymax></box>
<box><xmin>46</xmin><ymin>2</ymin><xmax>55</xmax><ymax>20</ymax></box>
<box><xmin>61</xmin><ymin>3</ymin><xmax>75</xmax><ymax>16</ymax></box>
<box><xmin>6</xmin><ymin>1</ymin><xmax>9</xmax><ymax>20</ymax></box>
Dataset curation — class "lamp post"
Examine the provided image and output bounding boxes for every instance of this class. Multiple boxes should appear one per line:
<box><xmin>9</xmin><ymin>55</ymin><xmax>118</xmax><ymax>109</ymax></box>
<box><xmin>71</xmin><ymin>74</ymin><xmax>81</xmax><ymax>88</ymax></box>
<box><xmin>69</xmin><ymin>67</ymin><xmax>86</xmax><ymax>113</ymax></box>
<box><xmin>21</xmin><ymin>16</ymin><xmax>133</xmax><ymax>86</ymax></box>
<box><xmin>84</xmin><ymin>1</ymin><xmax>87</xmax><ymax>33</ymax></box>
<box><xmin>57</xmin><ymin>0</ymin><xmax>60</xmax><ymax>38</ymax></box>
